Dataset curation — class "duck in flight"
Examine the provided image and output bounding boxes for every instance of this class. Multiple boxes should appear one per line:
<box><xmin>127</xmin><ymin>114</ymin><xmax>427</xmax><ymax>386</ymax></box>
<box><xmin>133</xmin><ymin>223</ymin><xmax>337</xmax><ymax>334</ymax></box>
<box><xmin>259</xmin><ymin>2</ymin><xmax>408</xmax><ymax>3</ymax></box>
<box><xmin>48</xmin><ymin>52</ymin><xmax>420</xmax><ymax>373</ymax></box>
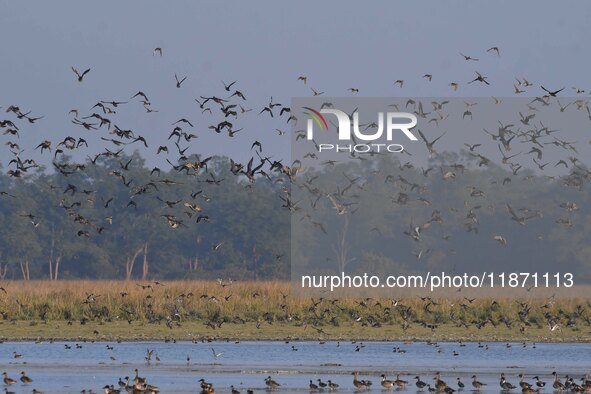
<box><xmin>541</xmin><ymin>86</ymin><xmax>564</xmax><ymax>97</ymax></box>
<box><xmin>71</xmin><ymin>67</ymin><xmax>91</xmax><ymax>82</ymax></box>
<box><xmin>175</xmin><ymin>73</ymin><xmax>188</xmax><ymax>88</ymax></box>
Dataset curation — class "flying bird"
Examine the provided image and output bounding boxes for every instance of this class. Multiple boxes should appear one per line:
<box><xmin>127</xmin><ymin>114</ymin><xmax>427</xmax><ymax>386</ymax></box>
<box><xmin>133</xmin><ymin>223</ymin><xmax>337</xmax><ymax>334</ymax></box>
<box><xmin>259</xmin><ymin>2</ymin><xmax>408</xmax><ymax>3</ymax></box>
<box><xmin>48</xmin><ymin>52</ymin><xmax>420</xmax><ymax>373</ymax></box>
<box><xmin>417</xmin><ymin>129</ymin><xmax>447</xmax><ymax>156</ymax></box>
<box><xmin>459</xmin><ymin>53</ymin><xmax>479</xmax><ymax>61</ymax></box>
<box><xmin>493</xmin><ymin>235</ymin><xmax>507</xmax><ymax>245</ymax></box>
<box><xmin>311</xmin><ymin>88</ymin><xmax>324</xmax><ymax>96</ymax></box>
<box><xmin>541</xmin><ymin>86</ymin><xmax>565</xmax><ymax>97</ymax></box>
<box><xmin>468</xmin><ymin>71</ymin><xmax>490</xmax><ymax>85</ymax></box>
<box><xmin>175</xmin><ymin>74</ymin><xmax>188</xmax><ymax>88</ymax></box>
<box><xmin>71</xmin><ymin>67</ymin><xmax>91</xmax><ymax>82</ymax></box>
<box><xmin>487</xmin><ymin>46</ymin><xmax>500</xmax><ymax>56</ymax></box>
<box><xmin>222</xmin><ymin>80</ymin><xmax>237</xmax><ymax>91</ymax></box>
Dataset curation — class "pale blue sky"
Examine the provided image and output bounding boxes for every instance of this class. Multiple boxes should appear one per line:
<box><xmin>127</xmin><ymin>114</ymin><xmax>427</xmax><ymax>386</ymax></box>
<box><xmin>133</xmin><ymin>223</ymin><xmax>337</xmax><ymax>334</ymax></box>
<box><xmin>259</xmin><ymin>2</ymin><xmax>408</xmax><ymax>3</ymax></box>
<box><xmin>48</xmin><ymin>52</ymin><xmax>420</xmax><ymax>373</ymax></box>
<box><xmin>1</xmin><ymin>1</ymin><xmax>590</xmax><ymax>167</ymax></box>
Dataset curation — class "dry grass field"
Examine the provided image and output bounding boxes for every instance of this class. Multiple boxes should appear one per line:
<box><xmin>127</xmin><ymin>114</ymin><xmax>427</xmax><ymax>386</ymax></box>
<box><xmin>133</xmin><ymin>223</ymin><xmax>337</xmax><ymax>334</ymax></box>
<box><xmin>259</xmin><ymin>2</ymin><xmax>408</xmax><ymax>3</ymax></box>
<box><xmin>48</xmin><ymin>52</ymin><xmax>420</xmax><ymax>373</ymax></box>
<box><xmin>0</xmin><ymin>280</ymin><xmax>589</xmax><ymax>342</ymax></box>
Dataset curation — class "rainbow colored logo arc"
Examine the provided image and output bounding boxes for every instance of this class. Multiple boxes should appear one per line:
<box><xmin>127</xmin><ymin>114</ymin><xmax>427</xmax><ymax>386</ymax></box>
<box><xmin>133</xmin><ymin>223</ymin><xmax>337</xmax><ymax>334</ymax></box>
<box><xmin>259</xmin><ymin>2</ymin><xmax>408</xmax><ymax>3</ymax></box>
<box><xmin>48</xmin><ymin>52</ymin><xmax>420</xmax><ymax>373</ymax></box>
<box><xmin>303</xmin><ymin>107</ymin><xmax>328</xmax><ymax>130</ymax></box>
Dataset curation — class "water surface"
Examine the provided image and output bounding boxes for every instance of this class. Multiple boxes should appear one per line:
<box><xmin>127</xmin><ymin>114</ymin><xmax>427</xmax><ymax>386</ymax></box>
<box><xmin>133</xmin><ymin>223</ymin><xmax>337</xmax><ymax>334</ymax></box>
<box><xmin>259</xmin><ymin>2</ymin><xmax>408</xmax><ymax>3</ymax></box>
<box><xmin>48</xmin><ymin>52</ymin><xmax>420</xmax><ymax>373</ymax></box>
<box><xmin>0</xmin><ymin>341</ymin><xmax>588</xmax><ymax>393</ymax></box>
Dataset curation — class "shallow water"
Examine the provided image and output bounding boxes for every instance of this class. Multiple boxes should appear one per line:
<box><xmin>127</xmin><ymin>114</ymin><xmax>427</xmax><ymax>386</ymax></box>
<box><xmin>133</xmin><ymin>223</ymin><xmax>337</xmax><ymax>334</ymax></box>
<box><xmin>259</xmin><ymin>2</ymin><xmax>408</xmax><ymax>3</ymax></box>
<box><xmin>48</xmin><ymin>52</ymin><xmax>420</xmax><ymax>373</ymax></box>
<box><xmin>0</xmin><ymin>341</ymin><xmax>589</xmax><ymax>393</ymax></box>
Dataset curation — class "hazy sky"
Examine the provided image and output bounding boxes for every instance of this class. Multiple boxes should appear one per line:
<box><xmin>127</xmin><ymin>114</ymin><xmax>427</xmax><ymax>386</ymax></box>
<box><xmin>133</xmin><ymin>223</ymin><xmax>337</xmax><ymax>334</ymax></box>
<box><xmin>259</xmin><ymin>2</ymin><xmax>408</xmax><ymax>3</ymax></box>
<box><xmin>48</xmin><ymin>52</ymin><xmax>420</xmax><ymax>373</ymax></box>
<box><xmin>1</xmin><ymin>1</ymin><xmax>590</xmax><ymax>168</ymax></box>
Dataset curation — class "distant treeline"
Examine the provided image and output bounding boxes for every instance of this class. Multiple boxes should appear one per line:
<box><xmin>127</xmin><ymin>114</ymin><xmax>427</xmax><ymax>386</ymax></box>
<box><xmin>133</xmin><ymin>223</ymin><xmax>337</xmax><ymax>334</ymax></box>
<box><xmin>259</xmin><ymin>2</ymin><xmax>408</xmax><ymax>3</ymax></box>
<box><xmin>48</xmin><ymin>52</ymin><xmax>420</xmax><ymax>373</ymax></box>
<box><xmin>1</xmin><ymin>150</ymin><xmax>590</xmax><ymax>282</ymax></box>
<box><xmin>291</xmin><ymin>151</ymin><xmax>591</xmax><ymax>284</ymax></box>
<box><xmin>0</xmin><ymin>153</ymin><xmax>290</xmax><ymax>280</ymax></box>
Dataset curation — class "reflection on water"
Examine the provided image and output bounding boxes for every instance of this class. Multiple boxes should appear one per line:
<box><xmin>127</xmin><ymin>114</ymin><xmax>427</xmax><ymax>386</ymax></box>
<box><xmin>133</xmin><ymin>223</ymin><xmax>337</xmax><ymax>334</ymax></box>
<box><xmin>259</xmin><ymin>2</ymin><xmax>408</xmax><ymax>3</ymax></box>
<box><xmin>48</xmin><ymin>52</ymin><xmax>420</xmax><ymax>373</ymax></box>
<box><xmin>0</xmin><ymin>341</ymin><xmax>589</xmax><ymax>393</ymax></box>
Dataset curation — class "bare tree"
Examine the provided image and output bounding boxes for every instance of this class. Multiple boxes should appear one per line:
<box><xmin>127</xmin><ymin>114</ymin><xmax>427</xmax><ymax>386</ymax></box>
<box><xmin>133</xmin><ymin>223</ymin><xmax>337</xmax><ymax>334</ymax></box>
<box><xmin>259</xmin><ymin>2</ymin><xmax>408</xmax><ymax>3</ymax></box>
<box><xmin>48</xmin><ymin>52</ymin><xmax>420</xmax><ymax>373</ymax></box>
<box><xmin>0</xmin><ymin>252</ymin><xmax>6</xmax><ymax>280</ymax></box>
<box><xmin>0</xmin><ymin>263</ymin><xmax>7</xmax><ymax>280</ymax></box>
<box><xmin>251</xmin><ymin>244</ymin><xmax>260</xmax><ymax>280</ymax></box>
<box><xmin>20</xmin><ymin>260</ymin><xmax>30</xmax><ymax>280</ymax></box>
<box><xmin>186</xmin><ymin>235</ymin><xmax>201</xmax><ymax>273</ymax></box>
<box><xmin>187</xmin><ymin>256</ymin><xmax>199</xmax><ymax>272</ymax></box>
<box><xmin>141</xmin><ymin>242</ymin><xmax>149</xmax><ymax>280</ymax></box>
<box><xmin>48</xmin><ymin>225</ymin><xmax>62</xmax><ymax>280</ymax></box>
<box><xmin>333</xmin><ymin>215</ymin><xmax>355</xmax><ymax>272</ymax></box>
<box><xmin>49</xmin><ymin>255</ymin><xmax>62</xmax><ymax>280</ymax></box>
<box><xmin>125</xmin><ymin>245</ymin><xmax>145</xmax><ymax>280</ymax></box>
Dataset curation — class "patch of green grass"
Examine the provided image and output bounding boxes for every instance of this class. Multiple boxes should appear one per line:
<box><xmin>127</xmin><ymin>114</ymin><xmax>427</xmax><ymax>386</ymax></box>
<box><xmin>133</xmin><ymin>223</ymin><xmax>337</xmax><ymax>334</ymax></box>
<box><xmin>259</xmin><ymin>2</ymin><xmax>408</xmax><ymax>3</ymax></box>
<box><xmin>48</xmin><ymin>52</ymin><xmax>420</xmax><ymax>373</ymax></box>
<box><xmin>0</xmin><ymin>320</ymin><xmax>588</xmax><ymax>342</ymax></box>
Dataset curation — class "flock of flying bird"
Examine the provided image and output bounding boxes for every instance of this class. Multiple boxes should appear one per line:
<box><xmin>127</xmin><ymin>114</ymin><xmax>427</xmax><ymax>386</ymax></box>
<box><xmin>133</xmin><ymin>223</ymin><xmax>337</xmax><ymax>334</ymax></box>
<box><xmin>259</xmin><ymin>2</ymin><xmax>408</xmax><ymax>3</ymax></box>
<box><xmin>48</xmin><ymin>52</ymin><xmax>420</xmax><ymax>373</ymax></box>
<box><xmin>0</xmin><ymin>46</ymin><xmax>590</xmax><ymax>339</ymax></box>
<box><xmin>1</xmin><ymin>14</ymin><xmax>590</xmax><ymax>394</ymax></box>
<box><xmin>1</xmin><ymin>45</ymin><xmax>590</xmax><ymax>250</ymax></box>
<box><xmin>1</xmin><ymin>52</ymin><xmax>299</xmax><ymax>241</ymax></box>
<box><xmin>289</xmin><ymin>52</ymin><xmax>591</xmax><ymax>261</ymax></box>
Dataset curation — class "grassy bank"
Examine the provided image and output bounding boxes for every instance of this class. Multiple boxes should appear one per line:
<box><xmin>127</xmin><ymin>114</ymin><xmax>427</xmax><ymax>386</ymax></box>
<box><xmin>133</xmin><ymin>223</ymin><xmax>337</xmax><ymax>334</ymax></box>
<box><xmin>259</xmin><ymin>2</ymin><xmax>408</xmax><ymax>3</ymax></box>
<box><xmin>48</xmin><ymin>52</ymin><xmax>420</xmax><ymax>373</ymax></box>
<box><xmin>0</xmin><ymin>281</ymin><xmax>589</xmax><ymax>342</ymax></box>
<box><xmin>1</xmin><ymin>320</ymin><xmax>589</xmax><ymax>342</ymax></box>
